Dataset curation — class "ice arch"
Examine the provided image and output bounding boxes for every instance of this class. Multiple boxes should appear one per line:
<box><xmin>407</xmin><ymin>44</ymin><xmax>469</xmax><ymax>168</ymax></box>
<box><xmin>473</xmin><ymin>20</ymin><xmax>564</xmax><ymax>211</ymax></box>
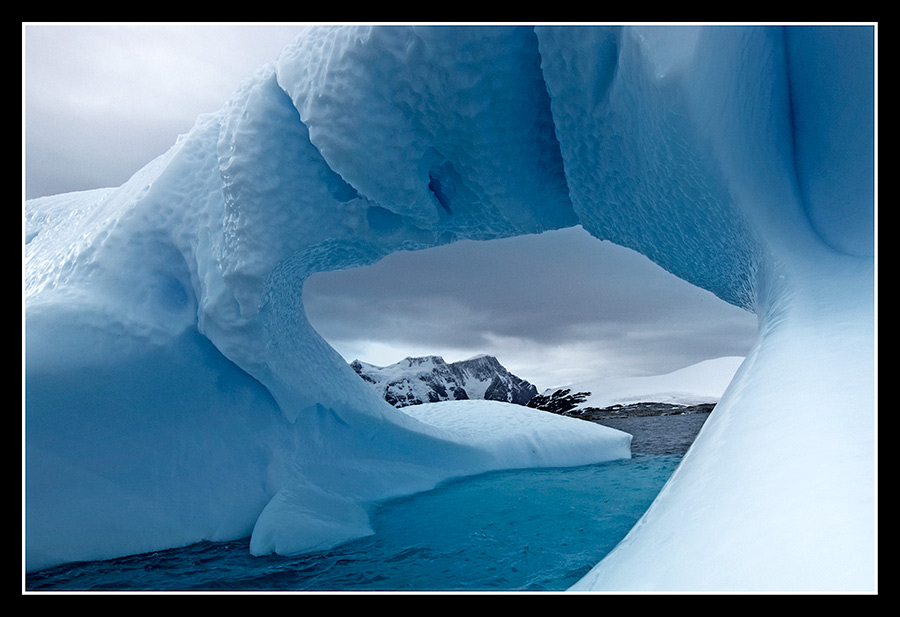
<box><xmin>24</xmin><ymin>25</ymin><xmax>875</xmax><ymax>591</ymax></box>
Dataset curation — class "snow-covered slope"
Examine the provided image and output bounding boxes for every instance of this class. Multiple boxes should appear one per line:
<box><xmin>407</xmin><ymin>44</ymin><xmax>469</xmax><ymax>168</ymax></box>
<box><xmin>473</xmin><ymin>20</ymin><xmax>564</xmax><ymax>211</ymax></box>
<box><xmin>533</xmin><ymin>357</ymin><xmax>743</xmax><ymax>414</ymax></box>
<box><xmin>351</xmin><ymin>354</ymin><xmax>538</xmax><ymax>408</ymax></box>
<box><xmin>25</xmin><ymin>25</ymin><xmax>875</xmax><ymax>591</ymax></box>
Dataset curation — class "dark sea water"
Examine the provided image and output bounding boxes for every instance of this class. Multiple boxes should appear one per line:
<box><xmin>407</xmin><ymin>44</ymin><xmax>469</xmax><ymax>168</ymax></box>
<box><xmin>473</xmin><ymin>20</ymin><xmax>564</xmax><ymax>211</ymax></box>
<box><xmin>25</xmin><ymin>412</ymin><xmax>710</xmax><ymax>593</ymax></box>
<box><xmin>594</xmin><ymin>412</ymin><xmax>712</xmax><ymax>456</ymax></box>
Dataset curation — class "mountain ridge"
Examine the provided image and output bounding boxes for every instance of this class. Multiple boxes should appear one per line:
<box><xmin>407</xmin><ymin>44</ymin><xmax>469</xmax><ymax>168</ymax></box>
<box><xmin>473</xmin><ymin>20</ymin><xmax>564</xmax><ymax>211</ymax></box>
<box><xmin>351</xmin><ymin>354</ymin><xmax>538</xmax><ymax>408</ymax></box>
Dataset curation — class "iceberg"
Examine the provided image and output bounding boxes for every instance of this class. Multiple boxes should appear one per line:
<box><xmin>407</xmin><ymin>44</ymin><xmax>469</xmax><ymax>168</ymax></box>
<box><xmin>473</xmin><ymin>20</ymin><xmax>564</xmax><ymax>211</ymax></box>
<box><xmin>24</xmin><ymin>24</ymin><xmax>875</xmax><ymax>592</ymax></box>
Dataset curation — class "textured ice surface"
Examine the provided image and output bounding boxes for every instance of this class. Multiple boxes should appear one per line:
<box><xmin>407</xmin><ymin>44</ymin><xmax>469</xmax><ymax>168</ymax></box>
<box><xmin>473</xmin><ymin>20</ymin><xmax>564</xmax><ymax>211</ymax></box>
<box><xmin>25</xmin><ymin>25</ymin><xmax>875</xmax><ymax>591</ymax></box>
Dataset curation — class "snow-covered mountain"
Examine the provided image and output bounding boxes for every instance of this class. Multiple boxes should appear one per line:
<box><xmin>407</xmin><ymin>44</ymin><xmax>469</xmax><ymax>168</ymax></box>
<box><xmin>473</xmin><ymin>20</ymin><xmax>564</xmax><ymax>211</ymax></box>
<box><xmin>528</xmin><ymin>357</ymin><xmax>744</xmax><ymax>418</ymax></box>
<box><xmin>351</xmin><ymin>355</ymin><xmax>538</xmax><ymax>408</ymax></box>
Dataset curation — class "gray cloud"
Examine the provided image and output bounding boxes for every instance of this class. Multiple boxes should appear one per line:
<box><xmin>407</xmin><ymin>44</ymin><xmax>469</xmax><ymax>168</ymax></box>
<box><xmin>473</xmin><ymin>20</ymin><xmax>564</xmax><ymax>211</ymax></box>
<box><xmin>303</xmin><ymin>227</ymin><xmax>759</xmax><ymax>388</ymax></box>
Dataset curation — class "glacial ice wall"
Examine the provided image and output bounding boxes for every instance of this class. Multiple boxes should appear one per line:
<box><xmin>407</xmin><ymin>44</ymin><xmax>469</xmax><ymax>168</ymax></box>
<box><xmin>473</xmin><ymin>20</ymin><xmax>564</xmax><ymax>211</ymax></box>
<box><xmin>24</xmin><ymin>25</ymin><xmax>875</xmax><ymax>591</ymax></box>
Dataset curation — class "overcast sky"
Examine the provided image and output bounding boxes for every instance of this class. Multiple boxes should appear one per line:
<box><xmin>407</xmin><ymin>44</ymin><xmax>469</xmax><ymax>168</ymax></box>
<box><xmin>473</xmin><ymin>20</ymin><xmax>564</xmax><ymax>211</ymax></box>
<box><xmin>24</xmin><ymin>23</ymin><xmax>309</xmax><ymax>199</ymax></box>
<box><xmin>23</xmin><ymin>23</ymin><xmax>759</xmax><ymax>389</ymax></box>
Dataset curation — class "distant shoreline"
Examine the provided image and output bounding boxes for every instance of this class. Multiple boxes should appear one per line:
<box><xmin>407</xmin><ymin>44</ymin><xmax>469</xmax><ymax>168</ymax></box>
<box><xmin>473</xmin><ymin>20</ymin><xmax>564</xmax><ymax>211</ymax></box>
<box><xmin>558</xmin><ymin>402</ymin><xmax>716</xmax><ymax>422</ymax></box>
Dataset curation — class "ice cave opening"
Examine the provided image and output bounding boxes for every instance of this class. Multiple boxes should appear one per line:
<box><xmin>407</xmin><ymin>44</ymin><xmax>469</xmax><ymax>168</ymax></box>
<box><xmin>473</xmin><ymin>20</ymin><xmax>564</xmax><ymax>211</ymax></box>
<box><xmin>301</xmin><ymin>225</ymin><xmax>760</xmax><ymax>394</ymax></box>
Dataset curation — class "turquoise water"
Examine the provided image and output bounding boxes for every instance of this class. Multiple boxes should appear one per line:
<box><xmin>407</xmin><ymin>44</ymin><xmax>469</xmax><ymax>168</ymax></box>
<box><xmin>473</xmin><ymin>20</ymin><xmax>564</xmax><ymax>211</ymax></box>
<box><xmin>25</xmin><ymin>453</ymin><xmax>680</xmax><ymax>592</ymax></box>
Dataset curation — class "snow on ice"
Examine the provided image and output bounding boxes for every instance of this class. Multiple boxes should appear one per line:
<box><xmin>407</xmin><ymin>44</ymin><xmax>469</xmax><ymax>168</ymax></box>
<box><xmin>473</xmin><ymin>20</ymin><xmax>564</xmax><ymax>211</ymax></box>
<box><xmin>24</xmin><ymin>25</ymin><xmax>875</xmax><ymax>592</ymax></box>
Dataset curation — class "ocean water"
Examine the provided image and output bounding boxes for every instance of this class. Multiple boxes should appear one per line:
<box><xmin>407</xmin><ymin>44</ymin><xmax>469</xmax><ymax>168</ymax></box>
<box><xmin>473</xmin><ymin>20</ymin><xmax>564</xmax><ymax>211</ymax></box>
<box><xmin>25</xmin><ymin>413</ymin><xmax>707</xmax><ymax>593</ymax></box>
